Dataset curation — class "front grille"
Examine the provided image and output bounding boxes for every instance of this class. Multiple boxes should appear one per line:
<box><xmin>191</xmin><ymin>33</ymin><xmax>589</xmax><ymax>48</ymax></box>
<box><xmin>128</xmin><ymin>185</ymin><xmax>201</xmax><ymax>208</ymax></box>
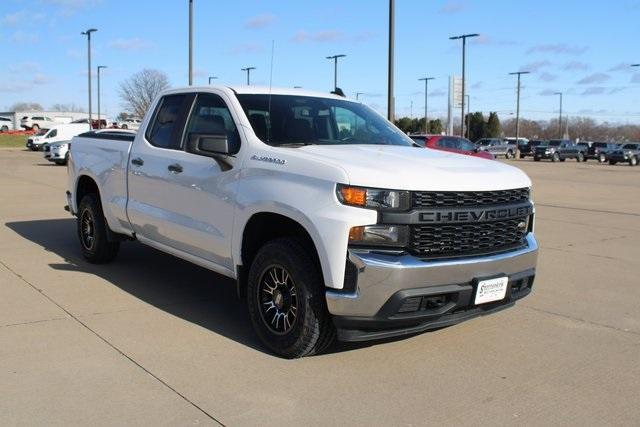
<box><xmin>409</xmin><ymin>217</ymin><xmax>527</xmax><ymax>258</ymax></box>
<box><xmin>412</xmin><ymin>188</ymin><xmax>529</xmax><ymax>208</ymax></box>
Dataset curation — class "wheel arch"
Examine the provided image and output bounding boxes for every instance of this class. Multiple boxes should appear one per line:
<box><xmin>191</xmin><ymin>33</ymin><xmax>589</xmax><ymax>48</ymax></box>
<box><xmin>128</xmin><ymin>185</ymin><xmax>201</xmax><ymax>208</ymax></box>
<box><xmin>236</xmin><ymin>211</ymin><xmax>326</xmax><ymax>299</ymax></box>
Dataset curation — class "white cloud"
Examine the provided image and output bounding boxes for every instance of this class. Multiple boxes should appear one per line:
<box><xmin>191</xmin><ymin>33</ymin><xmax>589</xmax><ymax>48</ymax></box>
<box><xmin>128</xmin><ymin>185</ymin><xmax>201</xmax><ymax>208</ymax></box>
<box><xmin>520</xmin><ymin>60</ymin><xmax>552</xmax><ymax>72</ymax></box>
<box><xmin>108</xmin><ymin>38</ymin><xmax>153</xmax><ymax>51</ymax></box>
<box><xmin>291</xmin><ymin>30</ymin><xmax>344</xmax><ymax>43</ymax></box>
<box><xmin>439</xmin><ymin>1</ymin><xmax>467</xmax><ymax>14</ymax></box>
<box><xmin>10</xmin><ymin>31</ymin><xmax>39</xmax><ymax>44</ymax></box>
<box><xmin>245</xmin><ymin>13</ymin><xmax>276</xmax><ymax>29</ymax></box>
<box><xmin>230</xmin><ymin>43</ymin><xmax>263</xmax><ymax>55</ymax></box>
<box><xmin>577</xmin><ymin>73</ymin><xmax>611</xmax><ymax>85</ymax></box>
<box><xmin>527</xmin><ymin>43</ymin><xmax>587</xmax><ymax>55</ymax></box>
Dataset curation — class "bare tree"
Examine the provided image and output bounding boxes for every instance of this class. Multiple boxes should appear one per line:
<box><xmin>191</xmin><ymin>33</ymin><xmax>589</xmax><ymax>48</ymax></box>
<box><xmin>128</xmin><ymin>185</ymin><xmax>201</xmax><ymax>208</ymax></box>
<box><xmin>50</xmin><ymin>103</ymin><xmax>85</xmax><ymax>112</ymax></box>
<box><xmin>10</xmin><ymin>102</ymin><xmax>43</xmax><ymax>111</ymax></box>
<box><xmin>118</xmin><ymin>69</ymin><xmax>170</xmax><ymax>118</ymax></box>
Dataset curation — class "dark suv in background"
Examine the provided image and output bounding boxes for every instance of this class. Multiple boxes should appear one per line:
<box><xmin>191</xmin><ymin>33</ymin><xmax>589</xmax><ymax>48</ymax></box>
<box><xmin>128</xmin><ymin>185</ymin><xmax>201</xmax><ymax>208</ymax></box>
<box><xmin>519</xmin><ymin>140</ymin><xmax>545</xmax><ymax>159</ymax></box>
<box><xmin>608</xmin><ymin>143</ymin><xmax>640</xmax><ymax>166</ymax></box>
<box><xmin>586</xmin><ymin>142</ymin><xmax>619</xmax><ymax>163</ymax></box>
<box><xmin>534</xmin><ymin>139</ymin><xmax>585</xmax><ymax>162</ymax></box>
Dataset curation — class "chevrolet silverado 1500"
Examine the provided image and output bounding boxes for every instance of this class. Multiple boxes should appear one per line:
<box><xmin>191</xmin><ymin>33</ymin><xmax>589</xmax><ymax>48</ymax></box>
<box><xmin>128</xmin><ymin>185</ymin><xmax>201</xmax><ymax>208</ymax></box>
<box><xmin>66</xmin><ymin>86</ymin><xmax>538</xmax><ymax>358</ymax></box>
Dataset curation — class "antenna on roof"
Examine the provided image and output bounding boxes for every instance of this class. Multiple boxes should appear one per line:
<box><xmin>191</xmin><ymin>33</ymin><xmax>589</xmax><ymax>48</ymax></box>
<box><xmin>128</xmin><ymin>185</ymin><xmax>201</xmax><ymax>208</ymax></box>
<box><xmin>267</xmin><ymin>40</ymin><xmax>274</xmax><ymax>143</ymax></box>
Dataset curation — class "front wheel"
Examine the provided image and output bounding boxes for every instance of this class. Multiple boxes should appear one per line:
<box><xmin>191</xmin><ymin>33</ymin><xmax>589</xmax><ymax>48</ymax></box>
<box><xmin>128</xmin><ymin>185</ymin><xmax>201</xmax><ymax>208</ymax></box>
<box><xmin>609</xmin><ymin>160</ymin><xmax>617</xmax><ymax>165</ymax></box>
<box><xmin>577</xmin><ymin>153</ymin><xmax>584</xmax><ymax>162</ymax></box>
<box><xmin>121</xmin><ymin>124</ymin><xmax>128</xmax><ymax>129</ymax></box>
<box><xmin>247</xmin><ymin>238</ymin><xmax>335</xmax><ymax>358</ymax></box>
<box><xmin>77</xmin><ymin>193</ymin><xmax>120</xmax><ymax>263</ymax></box>
<box><xmin>534</xmin><ymin>157</ymin><xmax>540</xmax><ymax>162</ymax></box>
<box><xmin>0</xmin><ymin>125</ymin><xmax>7</xmax><ymax>132</ymax></box>
<box><xmin>630</xmin><ymin>156</ymin><xmax>638</xmax><ymax>166</ymax></box>
<box><xmin>505</xmin><ymin>150</ymin><xmax>513</xmax><ymax>159</ymax></box>
<box><xmin>31</xmin><ymin>124</ymin><xmax>39</xmax><ymax>131</ymax></box>
<box><xmin>599</xmin><ymin>153</ymin><xmax>607</xmax><ymax>163</ymax></box>
<box><xmin>552</xmin><ymin>152</ymin><xmax>560</xmax><ymax>162</ymax></box>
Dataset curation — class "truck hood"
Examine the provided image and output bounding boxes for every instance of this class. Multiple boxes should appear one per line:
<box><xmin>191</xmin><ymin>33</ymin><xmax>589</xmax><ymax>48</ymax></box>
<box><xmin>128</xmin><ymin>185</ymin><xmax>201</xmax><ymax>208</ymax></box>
<box><xmin>286</xmin><ymin>144</ymin><xmax>531</xmax><ymax>191</ymax></box>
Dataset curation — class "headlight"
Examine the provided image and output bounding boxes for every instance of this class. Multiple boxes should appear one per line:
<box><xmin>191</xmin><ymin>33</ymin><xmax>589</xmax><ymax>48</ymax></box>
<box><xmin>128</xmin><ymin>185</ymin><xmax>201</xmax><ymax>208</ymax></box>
<box><xmin>336</xmin><ymin>184</ymin><xmax>410</xmax><ymax>211</ymax></box>
<box><xmin>348</xmin><ymin>225</ymin><xmax>409</xmax><ymax>247</ymax></box>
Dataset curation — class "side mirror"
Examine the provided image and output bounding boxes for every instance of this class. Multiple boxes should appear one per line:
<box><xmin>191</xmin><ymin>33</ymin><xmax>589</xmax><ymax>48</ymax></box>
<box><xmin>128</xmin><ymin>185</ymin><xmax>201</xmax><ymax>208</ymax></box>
<box><xmin>186</xmin><ymin>133</ymin><xmax>230</xmax><ymax>157</ymax></box>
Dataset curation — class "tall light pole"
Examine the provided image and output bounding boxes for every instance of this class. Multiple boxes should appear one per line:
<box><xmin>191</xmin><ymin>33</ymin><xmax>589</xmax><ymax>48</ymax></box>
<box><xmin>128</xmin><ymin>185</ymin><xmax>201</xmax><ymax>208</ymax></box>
<box><xmin>509</xmin><ymin>71</ymin><xmax>530</xmax><ymax>156</ymax></box>
<box><xmin>356</xmin><ymin>92</ymin><xmax>364</xmax><ymax>100</ymax></box>
<box><xmin>208</xmin><ymin>76</ymin><xmax>217</xmax><ymax>85</ymax></box>
<box><xmin>465</xmin><ymin>94</ymin><xmax>470</xmax><ymax>139</ymax></box>
<box><xmin>241</xmin><ymin>67</ymin><xmax>255</xmax><ymax>85</ymax></box>
<box><xmin>449</xmin><ymin>33</ymin><xmax>479</xmax><ymax>137</ymax></box>
<box><xmin>418</xmin><ymin>77</ymin><xmax>435</xmax><ymax>133</ymax></box>
<box><xmin>326</xmin><ymin>54</ymin><xmax>346</xmax><ymax>91</ymax></box>
<box><xmin>554</xmin><ymin>92</ymin><xmax>563</xmax><ymax>138</ymax></box>
<box><xmin>81</xmin><ymin>28</ymin><xmax>97</xmax><ymax>131</ymax></box>
<box><xmin>188</xmin><ymin>0</ymin><xmax>193</xmax><ymax>85</ymax></box>
<box><xmin>97</xmin><ymin>65</ymin><xmax>107</xmax><ymax>129</ymax></box>
<box><xmin>387</xmin><ymin>0</ymin><xmax>395</xmax><ymax>122</ymax></box>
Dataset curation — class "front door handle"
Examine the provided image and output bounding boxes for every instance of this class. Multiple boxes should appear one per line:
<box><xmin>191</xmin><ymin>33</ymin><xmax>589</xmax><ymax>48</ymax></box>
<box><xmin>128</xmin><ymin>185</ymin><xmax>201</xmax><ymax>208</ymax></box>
<box><xmin>168</xmin><ymin>163</ymin><xmax>183</xmax><ymax>174</ymax></box>
<box><xmin>131</xmin><ymin>157</ymin><xmax>144</xmax><ymax>166</ymax></box>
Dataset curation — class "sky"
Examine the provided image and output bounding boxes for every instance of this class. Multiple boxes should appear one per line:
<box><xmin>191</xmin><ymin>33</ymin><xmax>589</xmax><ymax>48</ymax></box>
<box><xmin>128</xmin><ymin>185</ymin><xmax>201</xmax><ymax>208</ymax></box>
<box><xmin>1</xmin><ymin>0</ymin><xmax>640</xmax><ymax>124</ymax></box>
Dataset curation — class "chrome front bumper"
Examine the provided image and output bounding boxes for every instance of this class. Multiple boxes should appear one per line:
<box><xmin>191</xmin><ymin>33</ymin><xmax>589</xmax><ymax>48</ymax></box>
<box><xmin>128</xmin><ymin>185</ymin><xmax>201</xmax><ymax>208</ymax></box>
<box><xmin>326</xmin><ymin>233</ymin><xmax>538</xmax><ymax>319</ymax></box>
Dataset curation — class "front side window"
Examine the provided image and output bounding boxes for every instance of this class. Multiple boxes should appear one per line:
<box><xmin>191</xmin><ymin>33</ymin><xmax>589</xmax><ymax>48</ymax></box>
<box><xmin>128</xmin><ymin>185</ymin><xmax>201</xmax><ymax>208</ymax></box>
<box><xmin>456</xmin><ymin>138</ymin><xmax>476</xmax><ymax>151</ymax></box>
<box><xmin>146</xmin><ymin>94</ymin><xmax>193</xmax><ymax>149</ymax></box>
<box><xmin>236</xmin><ymin>94</ymin><xmax>412</xmax><ymax>147</ymax></box>
<box><xmin>183</xmin><ymin>93</ymin><xmax>240</xmax><ymax>154</ymax></box>
<box><xmin>46</xmin><ymin>129</ymin><xmax>57</xmax><ymax>138</ymax></box>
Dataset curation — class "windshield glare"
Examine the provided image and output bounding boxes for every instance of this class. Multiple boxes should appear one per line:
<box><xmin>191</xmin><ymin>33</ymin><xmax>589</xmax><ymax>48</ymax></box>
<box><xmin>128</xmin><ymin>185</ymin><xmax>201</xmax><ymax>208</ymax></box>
<box><xmin>236</xmin><ymin>94</ymin><xmax>413</xmax><ymax>147</ymax></box>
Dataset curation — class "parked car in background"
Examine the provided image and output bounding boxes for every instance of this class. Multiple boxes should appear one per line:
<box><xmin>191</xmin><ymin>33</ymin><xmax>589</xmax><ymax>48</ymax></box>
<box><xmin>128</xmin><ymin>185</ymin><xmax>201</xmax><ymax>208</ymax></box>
<box><xmin>583</xmin><ymin>142</ymin><xmax>619</xmax><ymax>163</ymax></box>
<box><xmin>20</xmin><ymin>115</ymin><xmax>60</xmax><ymax>131</ymax></box>
<box><xmin>28</xmin><ymin>123</ymin><xmax>88</xmax><ymax>152</ymax></box>
<box><xmin>1</xmin><ymin>116</ymin><xmax>17</xmax><ymax>132</ymax></box>
<box><xmin>71</xmin><ymin>118</ymin><xmax>108</xmax><ymax>129</ymax></box>
<box><xmin>477</xmin><ymin>138</ymin><xmax>516</xmax><ymax>159</ymax></box>
<box><xmin>116</xmin><ymin>118</ymin><xmax>142</xmax><ymax>130</ymax></box>
<box><xmin>411</xmin><ymin>135</ymin><xmax>494</xmax><ymax>160</ymax></box>
<box><xmin>519</xmin><ymin>140</ymin><xmax>545</xmax><ymax>159</ymax></box>
<box><xmin>607</xmin><ymin>143</ymin><xmax>640</xmax><ymax>166</ymax></box>
<box><xmin>534</xmin><ymin>139</ymin><xmax>585</xmax><ymax>162</ymax></box>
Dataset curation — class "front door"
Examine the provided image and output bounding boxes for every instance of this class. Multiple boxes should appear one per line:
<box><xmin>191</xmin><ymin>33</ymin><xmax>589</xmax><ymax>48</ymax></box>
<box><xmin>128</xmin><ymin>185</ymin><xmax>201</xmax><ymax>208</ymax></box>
<box><xmin>126</xmin><ymin>92</ymin><xmax>241</xmax><ymax>270</ymax></box>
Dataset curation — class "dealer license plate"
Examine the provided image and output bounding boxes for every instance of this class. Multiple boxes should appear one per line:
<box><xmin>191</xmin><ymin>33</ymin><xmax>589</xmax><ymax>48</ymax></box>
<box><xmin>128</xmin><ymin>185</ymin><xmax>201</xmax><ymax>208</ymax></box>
<box><xmin>474</xmin><ymin>277</ymin><xmax>508</xmax><ymax>305</ymax></box>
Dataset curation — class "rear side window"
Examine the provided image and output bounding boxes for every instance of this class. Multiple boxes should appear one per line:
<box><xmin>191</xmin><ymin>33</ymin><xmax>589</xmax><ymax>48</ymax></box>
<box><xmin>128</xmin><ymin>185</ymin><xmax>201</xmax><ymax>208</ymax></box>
<box><xmin>146</xmin><ymin>94</ymin><xmax>194</xmax><ymax>149</ymax></box>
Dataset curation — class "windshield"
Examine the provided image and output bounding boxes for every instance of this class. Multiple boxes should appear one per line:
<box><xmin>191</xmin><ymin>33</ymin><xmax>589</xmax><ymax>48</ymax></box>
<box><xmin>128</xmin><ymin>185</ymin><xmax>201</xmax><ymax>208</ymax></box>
<box><xmin>622</xmin><ymin>144</ymin><xmax>639</xmax><ymax>149</ymax></box>
<box><xmin>548</xmin><ymin>140</ymin><xmax>562</xmax><ymax>146</ymax></box>
<box><xmin>236</xmin><ymin>94</ymin><xmax>413</xmax><ymax>147</ymax></box>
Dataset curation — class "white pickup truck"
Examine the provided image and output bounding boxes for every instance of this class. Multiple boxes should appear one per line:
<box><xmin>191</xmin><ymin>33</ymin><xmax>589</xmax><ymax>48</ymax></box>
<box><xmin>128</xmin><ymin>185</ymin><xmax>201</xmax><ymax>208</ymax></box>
<box><xmin>66</xmin><ymin>86</ymin><xmax>538</xmax><ymax>358</ymax></box>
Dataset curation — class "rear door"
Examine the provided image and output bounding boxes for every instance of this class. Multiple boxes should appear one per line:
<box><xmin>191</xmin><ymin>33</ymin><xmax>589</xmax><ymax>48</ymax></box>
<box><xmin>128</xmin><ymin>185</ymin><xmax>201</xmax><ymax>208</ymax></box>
<box><xmin>126</xmin><ymin>91</ymin><xmax>240</xmax><ymax>270</ymax></box>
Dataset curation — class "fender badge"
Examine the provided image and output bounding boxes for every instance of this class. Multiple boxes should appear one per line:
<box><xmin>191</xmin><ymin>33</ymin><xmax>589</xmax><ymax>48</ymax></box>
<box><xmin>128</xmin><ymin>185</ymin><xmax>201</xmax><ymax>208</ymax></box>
<box><xmin>250</xmin><ymin>155</ymin><xmax>287</xmax><ymax>165</ymax></box>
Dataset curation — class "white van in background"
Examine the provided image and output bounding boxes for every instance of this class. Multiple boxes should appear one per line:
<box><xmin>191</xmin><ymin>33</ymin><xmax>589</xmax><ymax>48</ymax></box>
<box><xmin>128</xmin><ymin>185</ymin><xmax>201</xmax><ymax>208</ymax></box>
<box><xmin>29</xmin><ymin>124</ymin><xmax>88</xmax><ymax>164</ymax></box>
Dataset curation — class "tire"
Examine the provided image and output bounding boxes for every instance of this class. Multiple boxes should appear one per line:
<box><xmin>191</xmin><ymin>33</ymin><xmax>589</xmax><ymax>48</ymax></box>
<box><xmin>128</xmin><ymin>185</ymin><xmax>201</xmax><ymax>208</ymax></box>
<box><xmin>519</xmin><ymin>153</ymin><xmax>525</xmax><ymax>159</ymax></box>
<box><xmin>534</xmin><ymin>157</ymin><xmax>540</xmax><ymax>162</ymax></box>
<box><xmin>577</xmin><ymin>152</ymin><xmax>584</xmax><ymax>162</ymax></box>
<box><xmin>32</xmin><ymin>124</ymin><xmax>39</xmax><ymax>131</ymax></box>
<box><xmin>505</xmin><ymin>150</ymin><xmax>513</xmax><ymax>159</ymax></box>
<box><xmin>247</xmin><ymin>237</ymin><xmax>335</xmax><ymax>358</ymax></box>
<box><xmin>0</xmin><ymin>125</ymin><xmax>7</xmax><ymax>132</ymax></box>
<box><xmin>121</xmin><ymin>124</ymin><xmax>128</xmax><ymax>129</ymax></box>
<box><xmin>77</xmin><ymin>193</ymin><xmax>120</xmax><ymax>263</ymax></box>
<box><xmin>609</xmin><ymin>160</ymin><xmax>617</xmax><ymax>165</ymax></box>
<box><xmin>630</xmin><ymin>156</ymin><xmax>638</xmax><ymax>166</ymax></box>
<box><xmin>552</xmin><ymin>152</ymin><xmax>560</xmax><ymax>162</ymax></box>
<box><xmin>559</xmin><ymin>158</ymin><xmax>566</xmax><ymax>162</ymax></box>
<box><xmin>599</xmin><ymin>153</ymin><xmax>606</xmax><ymax>163</ymax></box>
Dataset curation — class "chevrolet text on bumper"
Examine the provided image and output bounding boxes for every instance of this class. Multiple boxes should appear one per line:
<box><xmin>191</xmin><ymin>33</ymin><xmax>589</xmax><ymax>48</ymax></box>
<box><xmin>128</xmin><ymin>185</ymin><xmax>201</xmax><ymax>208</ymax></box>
<box><xmin>66</xmin><ymin>86</ymin><xmax>539</xmax><ymax>358</ymax></box>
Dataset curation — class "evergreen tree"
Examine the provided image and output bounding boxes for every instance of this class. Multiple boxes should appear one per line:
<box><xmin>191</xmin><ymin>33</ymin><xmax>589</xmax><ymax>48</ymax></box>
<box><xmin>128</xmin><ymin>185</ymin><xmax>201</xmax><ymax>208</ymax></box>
<box><xmin>486</xmin><ymin>112</ymin><xmax>501</xmax><ymax>138</ymax></box>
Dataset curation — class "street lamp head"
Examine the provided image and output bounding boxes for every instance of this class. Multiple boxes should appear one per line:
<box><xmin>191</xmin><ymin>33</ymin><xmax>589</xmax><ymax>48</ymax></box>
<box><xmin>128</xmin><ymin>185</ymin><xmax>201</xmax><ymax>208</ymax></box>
<box><xmin>98</xmin><ymin>65</ymin><xmax>107</xmax><ymax>70</ymax></box>
<box><xmin>81</xmin><ymin>28</ymin><xmax>97</xmax><ymax>35</ymax></box>
<box><xmin>241</xmin><ymin>67</ymin><xmax>256</xmax><ymax>71</ymax></box>
<box><xmin>510</xmin><ymin>71</ymin><xmax>530</xmax><ymax>75</ymax></box>
<box><xmin>326</xmin><ymin>54</ymin><xmax>346</xmax><ymax>60</ymax></box>
<box><xmin>450</xmin><ymin>33</ymin><xmax>479</xmax><ymax>40</ymax></box>
<box><xmin>554</xmin><ymin>91</ymin><xmax>562</xmax><ymax>95</ymax></box>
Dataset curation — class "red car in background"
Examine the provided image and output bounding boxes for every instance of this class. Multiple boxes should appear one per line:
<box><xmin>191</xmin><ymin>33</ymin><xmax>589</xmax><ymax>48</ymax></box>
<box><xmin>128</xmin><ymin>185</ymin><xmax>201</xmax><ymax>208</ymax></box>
<box><xmin>410</xmin><ymin>134</ymin><xmax>494</xmax><ymax>160</ymax></box>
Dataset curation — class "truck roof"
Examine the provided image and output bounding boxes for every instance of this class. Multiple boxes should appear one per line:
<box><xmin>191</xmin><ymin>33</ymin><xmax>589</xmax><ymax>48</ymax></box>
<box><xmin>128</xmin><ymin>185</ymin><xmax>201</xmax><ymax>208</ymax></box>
<box><xmin>163</xmin><ymin>85</ymin><xmax>356</xmax><ymax>102</ymax></box>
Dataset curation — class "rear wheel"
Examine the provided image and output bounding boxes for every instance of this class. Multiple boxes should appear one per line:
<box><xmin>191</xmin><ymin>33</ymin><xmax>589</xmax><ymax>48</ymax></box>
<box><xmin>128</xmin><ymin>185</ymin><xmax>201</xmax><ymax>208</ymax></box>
<box><xmin>32</xmin><ymin>124</ymin><xmax>39</xmax><ymax>131</ymax></box>
<box><xmin>577</xmin><ymin>152</ymin><xmax>584</xmax><ymax>162</ymax></box>
<box><xmin>77</xmin><ymin>193</ymin><xmax>120</xmax><ymax>263</ymax></box>
<box><xmin>0</xmin><ymin>125</ymin><xmax>7</xmax><ymax>132</ymax></box>
<box><xmin>609</xmin><ymin>160</ymin><xmax>617</xmax><ymax>165</ymax></box>
<box><xmin>598</xmin><ymin>153</ymin><xmax>606</xmax><ymax>163</ymax></box>
<box><xmin>121</xmin><ymin>124</ymin><xmax>128</xmax><ymax>129</ymax></box>
<box><xmin>552</xmin><ymin>152</ymin><xmax>560</xmax><ymax>162</ymax></box>
<box><xmin>247</xmin><ymin>238</ymin><xmax>335</xmax><ymax>358</ymax></box>
<box><xmin>505</xmin><ymin>150</ymin><xmax>513</xmax><ymax>159</ymax></box>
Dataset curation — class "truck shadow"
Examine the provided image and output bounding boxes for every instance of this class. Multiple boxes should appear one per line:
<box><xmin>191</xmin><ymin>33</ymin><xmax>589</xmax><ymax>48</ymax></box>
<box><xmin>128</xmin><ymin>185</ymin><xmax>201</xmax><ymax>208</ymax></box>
<box><xmin>6</xmin><ymin>218</ymin><xmax>384</xmax><ymax>357</ymax></box>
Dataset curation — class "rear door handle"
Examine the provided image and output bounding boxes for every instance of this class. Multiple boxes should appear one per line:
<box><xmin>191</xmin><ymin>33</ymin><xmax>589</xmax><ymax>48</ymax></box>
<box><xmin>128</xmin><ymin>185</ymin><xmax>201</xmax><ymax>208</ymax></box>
<box><xmin>131</xmin><ymin>157</ymin><xmax>144</xmax><ymax>166</ymax></box>
<box><xmin>168</xmin><ymin>163</ymin><xmax>183</xmax><ymax>174</ymax></box>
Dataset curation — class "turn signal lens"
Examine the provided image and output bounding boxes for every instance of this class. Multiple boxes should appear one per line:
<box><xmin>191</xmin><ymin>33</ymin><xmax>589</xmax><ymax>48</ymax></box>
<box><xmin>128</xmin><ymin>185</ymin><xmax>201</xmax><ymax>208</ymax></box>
<box><xmin>339</xmin><ymin>186</ymin><xmax>367</xmax><ymax>206</ymax></box>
